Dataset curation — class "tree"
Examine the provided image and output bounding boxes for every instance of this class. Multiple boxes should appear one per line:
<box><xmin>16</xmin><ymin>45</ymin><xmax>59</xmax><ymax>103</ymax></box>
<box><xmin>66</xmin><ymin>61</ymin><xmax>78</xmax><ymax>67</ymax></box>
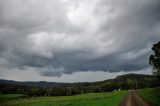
<box><xmin>149</xmin><ymin>41</ymin><xmax>160</xmax><ymax>80</ymax></box>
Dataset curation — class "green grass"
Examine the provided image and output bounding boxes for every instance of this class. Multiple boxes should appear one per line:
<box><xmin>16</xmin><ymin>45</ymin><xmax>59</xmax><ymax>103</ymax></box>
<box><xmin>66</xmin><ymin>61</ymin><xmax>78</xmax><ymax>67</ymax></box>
<box><xmin>0</xmin><ymin>94</ymin><xmax>24</xmax><ymax>100</ymax></box>
<box><xmin>139</xmin><ymin>88</ymin><xmax>160</xmax><ymax>106</ymax></box>
<box><xmin>0</xmin><ymin>91</ymin><xmax>127</xmax><ymax>106</ymax></box>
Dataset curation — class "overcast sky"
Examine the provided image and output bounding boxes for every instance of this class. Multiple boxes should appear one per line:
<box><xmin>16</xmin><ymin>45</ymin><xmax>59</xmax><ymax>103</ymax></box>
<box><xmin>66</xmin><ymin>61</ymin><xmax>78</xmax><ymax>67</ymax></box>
<box><xmin>0</xmin><ymin>0</ymin><xmax>160</xmax><ymax>82</ymax></box>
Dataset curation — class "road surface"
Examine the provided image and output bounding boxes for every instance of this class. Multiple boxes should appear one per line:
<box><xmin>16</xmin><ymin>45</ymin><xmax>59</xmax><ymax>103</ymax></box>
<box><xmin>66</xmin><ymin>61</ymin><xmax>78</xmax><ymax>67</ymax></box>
<box><xmin>119</xmin><ymin>91</ymin><xmax>151</xmax><ymax>106</ymax></box>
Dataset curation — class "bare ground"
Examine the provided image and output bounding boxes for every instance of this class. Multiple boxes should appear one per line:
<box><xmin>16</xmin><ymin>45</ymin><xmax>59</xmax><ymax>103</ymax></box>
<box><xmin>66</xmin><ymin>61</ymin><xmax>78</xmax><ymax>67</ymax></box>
<box><xmin>119</xmin><ymin>90</ymin><xmax>152</xmax><ymax>106</ymax></box>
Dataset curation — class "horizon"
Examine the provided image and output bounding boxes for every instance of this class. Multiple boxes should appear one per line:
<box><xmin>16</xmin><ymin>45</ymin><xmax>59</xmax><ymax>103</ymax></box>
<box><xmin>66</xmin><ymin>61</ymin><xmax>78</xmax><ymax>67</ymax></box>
<box><xmin>0</xmin><ymin>0</ymin><xmax>159</xmax><ymax>82</ymax></box>
<box><xmin>0</xmin><ymin>68</ymin><xmax>151</xmax><ymax>83</ymax></box>
<box><xmin>0</xmin><ymin>72</ymin><xmax>153</xmax><ymax>83</ymax></box>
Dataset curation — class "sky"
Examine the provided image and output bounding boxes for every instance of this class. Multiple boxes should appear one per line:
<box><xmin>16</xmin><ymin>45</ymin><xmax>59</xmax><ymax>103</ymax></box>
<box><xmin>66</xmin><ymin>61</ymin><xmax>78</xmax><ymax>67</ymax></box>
<box><xmin>0</xmin><ymin>0</ymin><xmax>160</xmax><ymax>82</ymax></box>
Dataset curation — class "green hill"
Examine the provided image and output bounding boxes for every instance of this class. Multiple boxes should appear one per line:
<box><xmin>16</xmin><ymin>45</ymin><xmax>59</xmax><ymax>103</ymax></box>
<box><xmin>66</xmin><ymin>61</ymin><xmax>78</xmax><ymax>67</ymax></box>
<box><xmin>0</xmin><ymin>73</ymin><xmax>159</xmax><ymax>97</ymax></box>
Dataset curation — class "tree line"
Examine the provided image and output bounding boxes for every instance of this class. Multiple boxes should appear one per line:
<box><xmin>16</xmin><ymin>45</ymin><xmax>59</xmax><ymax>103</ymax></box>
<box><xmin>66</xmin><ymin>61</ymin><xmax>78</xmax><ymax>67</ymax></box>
<box><xmin>0</xmin><ymin>74</ymin><xmax>159</xmax><ymax>97</ymax></box>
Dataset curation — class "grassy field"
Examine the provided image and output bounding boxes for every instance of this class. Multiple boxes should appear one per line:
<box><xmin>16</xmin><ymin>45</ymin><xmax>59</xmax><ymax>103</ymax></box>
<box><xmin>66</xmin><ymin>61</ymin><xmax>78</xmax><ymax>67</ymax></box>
<box><xmin>0</xmin><ymin>91</ymin><xmax>127</xmax><ymax>106</ymax></box>
<box><xmin>0</xmin><ymin>94</ymin><xmax>24</xmax><ymax>99</ymax></box>
<box><xmin>139</xmin><ymin>88</ymin><xmax>160</xmax><ymax>106</ymax></box>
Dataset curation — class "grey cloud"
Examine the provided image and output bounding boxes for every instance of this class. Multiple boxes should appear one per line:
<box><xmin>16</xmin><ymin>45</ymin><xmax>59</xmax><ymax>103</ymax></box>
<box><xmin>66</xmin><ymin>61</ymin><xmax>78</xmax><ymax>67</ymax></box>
<box><xmin>0</xmin><ymin>0</ymin><xmax>68</xmax><ymax>29</ymax></box>
<box><xmin>0</xmin><ymin>0</ymin><xmax>160</xmax><ymax>77</ymax></box>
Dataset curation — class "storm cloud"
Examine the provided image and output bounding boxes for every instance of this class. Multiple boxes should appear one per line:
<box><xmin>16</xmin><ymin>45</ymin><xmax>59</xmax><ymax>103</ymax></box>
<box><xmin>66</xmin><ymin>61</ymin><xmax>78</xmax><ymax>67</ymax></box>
<box><xmin>0</xmin><ymin>0</ymin><xmax>160</xmax><ymax>78</ymax></box>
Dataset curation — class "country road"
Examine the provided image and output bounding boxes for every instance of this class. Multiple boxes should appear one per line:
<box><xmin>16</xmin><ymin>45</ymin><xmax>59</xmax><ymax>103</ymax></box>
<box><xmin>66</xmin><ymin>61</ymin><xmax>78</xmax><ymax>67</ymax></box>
<box><xmin>119</xmin><ymin>91</ymin><xmax>151</xmax><ymax>106</ymax></box>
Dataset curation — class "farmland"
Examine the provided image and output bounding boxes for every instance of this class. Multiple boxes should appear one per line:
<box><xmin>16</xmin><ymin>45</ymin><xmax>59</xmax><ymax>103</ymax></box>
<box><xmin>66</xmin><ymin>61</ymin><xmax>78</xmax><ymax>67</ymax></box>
<box><xmin>0</xmin><ymin>90</ymin><xmax>127</xmax><ymax>106</ymax></box>
<box><xmin>0</xmin><ymin>74</ymin><xmax>159</xmax><ymax>106</ymax></box>
<box><xmin>139</xmin><ymin>88</ymin><xmax>160</xmax><ymax>106</ymax></box>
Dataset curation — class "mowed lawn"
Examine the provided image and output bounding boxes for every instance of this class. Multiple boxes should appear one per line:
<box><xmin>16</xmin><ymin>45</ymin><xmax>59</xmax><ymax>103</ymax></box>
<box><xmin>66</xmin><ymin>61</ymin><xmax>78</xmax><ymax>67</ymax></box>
<box><xmin>139</xmin><ymin>88</ymin><xmax>160</xmax><ymax>106</ymax></box>
<box><xmin>0</xmin><ymin>91</ymin><xmax>127</xmax><ymax>106</ymax></box>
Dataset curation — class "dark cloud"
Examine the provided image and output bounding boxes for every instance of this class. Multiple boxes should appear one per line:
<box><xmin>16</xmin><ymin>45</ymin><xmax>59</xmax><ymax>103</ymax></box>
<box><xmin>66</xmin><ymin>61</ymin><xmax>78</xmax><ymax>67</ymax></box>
<box><xmin>0</xmin><ymin>0</ymin><xmax>160</xmax><ymax>77</ymax></box>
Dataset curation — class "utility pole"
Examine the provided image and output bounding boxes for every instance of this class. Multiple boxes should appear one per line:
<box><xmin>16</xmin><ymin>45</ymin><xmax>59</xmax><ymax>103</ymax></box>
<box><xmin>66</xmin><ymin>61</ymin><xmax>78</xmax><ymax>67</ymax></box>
<box><xmin>135</xmin><ymin>80</ymin><xmax>138</xmax><ymax>90</ymax></box>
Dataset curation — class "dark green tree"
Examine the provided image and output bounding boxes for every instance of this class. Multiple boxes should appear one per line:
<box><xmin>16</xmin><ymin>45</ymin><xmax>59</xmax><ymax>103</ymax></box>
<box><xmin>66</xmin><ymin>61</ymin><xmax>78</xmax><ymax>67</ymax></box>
<box><xmin>149</xmin><ymin>41</ymin><xmax>160</xmax><ymax>80</ymax></box>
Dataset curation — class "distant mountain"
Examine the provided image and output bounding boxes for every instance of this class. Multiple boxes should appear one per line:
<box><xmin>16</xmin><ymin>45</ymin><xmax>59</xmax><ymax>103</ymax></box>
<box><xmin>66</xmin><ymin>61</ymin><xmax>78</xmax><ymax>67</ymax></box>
<box><xmin>0</xmin><ymin>73</ymin><xmax>157</xmax><ymax>88</ymax></box>
<box><xmin>115</xmin><ymin>73</ymin><xmax>154</xmax><ymax>80</ymax></box>
<box><xmin>69</xmin><ymin>73</ymin><xmax>157</xmax><ymax>88</ymax></box>
<box><xmin>0</xmin><ymin>73</ymin><xmax>159</xmax><ymax>96</ymax></box>
<box><xmin>0</xmin><ymin>79</ymin><xmax>68</xmax><ymax>87</ymax></box>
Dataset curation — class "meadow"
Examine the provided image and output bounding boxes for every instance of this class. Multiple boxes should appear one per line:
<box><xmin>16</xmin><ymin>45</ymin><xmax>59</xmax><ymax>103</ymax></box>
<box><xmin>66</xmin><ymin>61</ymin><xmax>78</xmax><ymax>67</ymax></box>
<box><xmin>139</xmin><ymin>88</ymin><xmax>160</xmax><ymax>106</ymax></box>
<box><xmin>0</xmin><ymin>90</ymin><xmax>127</xmax><ymax>106</ymax></box>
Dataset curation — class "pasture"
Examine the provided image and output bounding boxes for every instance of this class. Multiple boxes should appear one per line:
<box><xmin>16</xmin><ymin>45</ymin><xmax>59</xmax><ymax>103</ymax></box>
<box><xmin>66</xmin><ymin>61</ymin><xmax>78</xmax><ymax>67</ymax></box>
<box><xmin>0</xmin><ymin>90</ymin><xmax>127</xmax><ymax>106</ymax></box>
<box><xmin>139</xmin><ymin>88</ymin><xmax>160</xmax><ymax>106</ymax></box>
